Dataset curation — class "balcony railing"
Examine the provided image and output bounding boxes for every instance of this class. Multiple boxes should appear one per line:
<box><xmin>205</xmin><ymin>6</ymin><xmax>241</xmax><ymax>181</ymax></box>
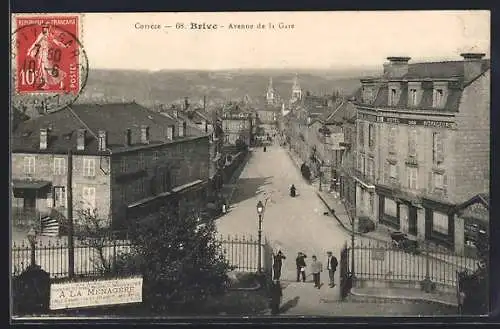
<box><xmin>353</xmin><ymin>169</ymin><xmax>376</xmax><ymax>186</ymax></box>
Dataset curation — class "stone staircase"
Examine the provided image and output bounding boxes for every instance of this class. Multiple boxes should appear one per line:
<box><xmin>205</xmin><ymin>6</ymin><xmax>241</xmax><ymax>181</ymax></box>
<box><xmin>40</xmin><ymin>215</ymin><xmax>59</xmax><ymax>237</ymax></box>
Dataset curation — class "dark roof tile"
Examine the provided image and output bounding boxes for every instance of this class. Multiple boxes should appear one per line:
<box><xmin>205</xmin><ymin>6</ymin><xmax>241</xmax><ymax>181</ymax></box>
<box><xmin>12</xmin><ymin>102</ymin><xmax>203</xmax><ymax>154</ymax></box>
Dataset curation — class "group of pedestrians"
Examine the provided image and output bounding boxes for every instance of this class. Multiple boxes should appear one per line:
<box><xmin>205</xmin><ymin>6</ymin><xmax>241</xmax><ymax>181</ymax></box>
<box><xmin>292</xmin><ymin>251</ymin><xmax>338</xmax><ymax>289</ymax></box>
<box><xmin>269</xmin><ymin>249</ymin><xmax>338</xmax><ymax>315</ymax></box>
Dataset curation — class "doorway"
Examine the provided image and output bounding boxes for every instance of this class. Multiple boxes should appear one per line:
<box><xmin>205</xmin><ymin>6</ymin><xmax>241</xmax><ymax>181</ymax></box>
<box><xmin>408</xmin><ymin>205</ymin><xmax>418</xmax><ymax>236</ymax></box>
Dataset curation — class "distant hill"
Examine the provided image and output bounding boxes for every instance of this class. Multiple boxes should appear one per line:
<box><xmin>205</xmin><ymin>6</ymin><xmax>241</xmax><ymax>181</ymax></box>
<box><xmin>76</xmin><ymin>68</ymin><xmax>381</xmax><ymax>108</ymax></box>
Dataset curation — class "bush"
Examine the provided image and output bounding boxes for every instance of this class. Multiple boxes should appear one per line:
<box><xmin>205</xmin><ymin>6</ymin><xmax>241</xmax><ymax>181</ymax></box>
<box><xmin>114</xmin><ymin>206</ymin><xmax>232</xmax><ymax>313</ymax></box>
<box><xmin>358</xmin><ymin>216</ymin><xmax>375</xmax><ymax>233</ymax></box>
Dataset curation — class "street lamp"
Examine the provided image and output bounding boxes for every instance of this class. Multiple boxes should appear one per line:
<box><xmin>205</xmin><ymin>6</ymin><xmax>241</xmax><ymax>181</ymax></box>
<box><xmin>27</xmin><ymin>228</ymin><xmax>37</xmax><ymax>267</ymax></box>
<box><xmin>256</xmin><ymin>200</ymin><xmax>265</xmax><ymax>273</ymax></box>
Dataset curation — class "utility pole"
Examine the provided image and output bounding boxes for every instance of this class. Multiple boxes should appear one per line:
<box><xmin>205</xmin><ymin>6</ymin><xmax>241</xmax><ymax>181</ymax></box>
<box><xmin>67</xmin><ymin>149</ymin><xmax>75</xmax><ymax>278</ymax></box>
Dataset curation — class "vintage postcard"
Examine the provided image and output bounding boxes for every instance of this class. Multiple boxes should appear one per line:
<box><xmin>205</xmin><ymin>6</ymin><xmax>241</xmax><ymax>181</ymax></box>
<box><xmin>10</xmin><ymin>11</ymin><xmax>490</xmax><ymax>320</ymax></box>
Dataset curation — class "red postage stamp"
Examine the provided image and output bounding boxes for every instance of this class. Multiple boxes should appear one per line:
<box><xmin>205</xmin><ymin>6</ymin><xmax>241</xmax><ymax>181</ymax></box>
<box><xmin>14</xmin><ymin>15</ymin><xmax>82</xmax><ymax>94</ymax></box>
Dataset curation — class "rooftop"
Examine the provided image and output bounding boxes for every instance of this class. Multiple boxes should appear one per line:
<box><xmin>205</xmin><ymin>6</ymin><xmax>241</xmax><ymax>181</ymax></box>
<box><xmin>12</xmin><ymin>102</ymin><xmax>206</xmax><ymax>154</ymax></box>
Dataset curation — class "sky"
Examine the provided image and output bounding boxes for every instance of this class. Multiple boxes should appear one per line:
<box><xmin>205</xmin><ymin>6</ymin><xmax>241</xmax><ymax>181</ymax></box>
<box><xmin>76</xmin><ymin>11</ymin><xmax>490</xmax><ymax>70</ymax></box>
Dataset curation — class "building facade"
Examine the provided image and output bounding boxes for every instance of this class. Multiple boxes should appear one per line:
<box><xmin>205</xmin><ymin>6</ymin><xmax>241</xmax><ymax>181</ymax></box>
<box><xmin>12</xmin><ymin>102</ymin><xmax>210</xmax><ymax>233</ymax></box>
<box><xmin>352</xmin><ymin>54</ymin><xmax>490</xmax><ymax>254</ymax></box>
<box><xmin>221</xmin><ymin>112</ymin><xmax>254</xmax><ymax>146</ymax></box>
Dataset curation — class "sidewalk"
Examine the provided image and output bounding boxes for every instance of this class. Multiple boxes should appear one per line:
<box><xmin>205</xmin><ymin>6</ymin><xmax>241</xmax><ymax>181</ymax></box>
<box><xmin>349</xmin><ymin>286</ymin><xmax>458</xmax><ymax>307</ymax></box>
<box><xmin>221</xmin><ymin>150</ymin><xmax>252</xmax><ymax>205</ymax></box>
<box><xmin>283</xmin><ymin>145</ymin><xmax>477</xmax><ymax>269</ymax></box>
<box><xmin>316</xmin><ymin>189</ymin><xmax>477</xmax><ymax>270</ymax></box>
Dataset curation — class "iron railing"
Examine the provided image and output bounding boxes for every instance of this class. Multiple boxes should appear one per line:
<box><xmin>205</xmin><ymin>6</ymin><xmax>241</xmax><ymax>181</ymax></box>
<box><xmin>348</xmin><ymin>240</ymin><xmax>478</xmax><ymax>287</ymax></box>
<box><xmin>12</xmin><ymin>234</ymin><xmax>270</xmax><ymax>279</ymax></box>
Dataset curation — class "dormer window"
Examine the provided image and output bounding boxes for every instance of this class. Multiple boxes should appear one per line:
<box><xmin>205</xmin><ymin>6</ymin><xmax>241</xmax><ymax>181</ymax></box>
<box><xmin>434</xmin><ymin>89</ymin><xmax>443</xmax><ymax>106</ymax></box>
<box><xmin>389</xmin><ymin>89</ymin><xmax>397</xmax><ymax>106</ymax></box>
<box><xmin>432</xmin><ymin>82</ymin><xmax>448</xmax><ymax>109</ymax></box>
<box><xmin>409</xmin><ymin>89</ymin><xmax>418</xmax><ymax>106</ymax></box>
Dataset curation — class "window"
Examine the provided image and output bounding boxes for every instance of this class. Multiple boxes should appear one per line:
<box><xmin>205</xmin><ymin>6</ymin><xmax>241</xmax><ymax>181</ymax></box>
<box><xmin>23</xmin><ymin>156</ymin><xmax>35</xmax><ymax>174</ymax></box>
<box><xmin>408</xmin><ymin>129</ymin><xmax>417</xmax><ymax>157</ymax></box>
<box><xmin>367</xmin><ymin>158</ymin><xmax>374</xmax><ymax>180</ymax></box>
<box><xmin>368</xmin><ymin>124</ymin><xmax>375</xmax><ymax>149</ymax></box>
<box><xmin>153</xmin><ymin>151</ymin><xmax>159</xmax><ymax>161</ymax></box>
<box><xmin>53</xmin><ymin>157</ymin><xmax>65</xmax><ymax>175</ymax></box>
<box><xmin>433</xmin><ymin>89</ymin><xmax>444</xmax><ymax>107</ymax></box>
<box><xmin>390</xmin><ymin>89</ymin><xmax>397</xmax><ymax>106</ymax></box>
<box><xmin>120</xmin><ymin>158</ymin><xmax>128</xmax><ymax>173</ymax></box>
<box><xmin>358</xmin><ymin>122</ymin><xmax>365</xmax><ymax>147</ymax></box>
<box><xmin>98</xmin><ymin>135</ymin><xmax>106</xmax><ymax>151</ymax></box>
<box><xmin>389</xmin><ymin>163</ymin><xmax>397</xmax><ymax>179</ymax></box>
<box><xmin>388</xmin><ymin>127</ymin><xmax>397</xmax><ymax>154</ymax></box>
<box><xmin>432</xmin><ymin>132</ymin><xmax>444</xmax><ymax>164</ymax></box>
<box><xmin>433</xmin><ymin>212</ymin><xmax>449</xmax><ymax>235</ymax></box>
<box><xmin>82</xmin><ymin>186</ymin><xmax>96</xmax><ymax>210</ymax></box>
<box><xmin>138</xmin><ymin>153</ymin><xmax>144</xmax><ymax>169</ymax></box>
<box><xmin>434</xmin><ymin>172</ymin><xmax>444</xmax><ymax>189</ymax></box>
<box><xmin>410</xmin><ymin>89</ymin><xmax>418</xmax><ymax>106</ymax></box>
<box><xmin>407</xmin><ymin>166</ymin><xmax>418</xmax><ymax>190</ymax></box>
<box><xmin>384</xmin><ymin>198</ymin><xmax>398</xmax><ymax>217</ymax></box>
<box><xmin>83</xmin><ymin>158</ymin><xmax>95</xmax><ymax>177</ymax></box>
<box><xmin>54</xmin><ymin>186</ymin><xmax>66</xmax><ymax>208</ymax></box>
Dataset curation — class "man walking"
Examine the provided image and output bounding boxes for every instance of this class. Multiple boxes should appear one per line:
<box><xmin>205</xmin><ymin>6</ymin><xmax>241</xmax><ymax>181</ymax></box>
<box><xmin>273</xmin><ymin>250</ymin><xmax>286</xmax><ymax>281</ymax></box>
<box><xmin>310</xmin><ymin>255</ymin><xmax>323</xmax><ymax>289</ymax></box>
<box><xmin>326</xmin><ymin>251</ymin><xmax>338</xmax><ymax>287</ymax></box>
<box><xmin>295</xmin><ymin>252</ymin><xmax>307</xmax><ymax>282</ymax></box>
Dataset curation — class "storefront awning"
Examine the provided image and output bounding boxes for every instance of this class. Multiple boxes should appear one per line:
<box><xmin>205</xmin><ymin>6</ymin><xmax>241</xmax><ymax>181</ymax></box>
<box><xmin>12</xmin><ymin>180</ymin><xmax>52</xmax><ymax>198</ymax></box>
<box><xmin>12</xmin><ymin>179</ymin><xmax>51</xmax><ymax>191</ymax></box>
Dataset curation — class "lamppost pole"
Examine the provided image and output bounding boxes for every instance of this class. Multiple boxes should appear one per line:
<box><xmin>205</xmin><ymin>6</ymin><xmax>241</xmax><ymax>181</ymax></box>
<box><xmin>258</xmin><ymin>214</ymin><xmax>263</xmax><ymax>273</ymax></box>
<box><xmin>256</xmin><ymin>200</ymin><xmax>265</xmax><ymax>274</ymax></box>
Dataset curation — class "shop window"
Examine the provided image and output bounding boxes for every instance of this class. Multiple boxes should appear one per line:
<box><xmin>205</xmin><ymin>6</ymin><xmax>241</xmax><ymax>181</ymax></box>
<box><xmin>432</xmin><ymin>211</ymin><xmax>449</xmax><ymax>235</ymax></box>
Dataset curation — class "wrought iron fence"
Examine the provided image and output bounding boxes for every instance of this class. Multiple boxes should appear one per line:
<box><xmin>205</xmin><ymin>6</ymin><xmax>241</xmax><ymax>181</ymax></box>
<box><xmin>217</xmin><ymin>234</ymin><xmax>262</xmax><ymax>273</ymax></box>
<box><xmin>348</xmin><ymin>240</ymin><xmax>478</xmax><ymax>287</ymax></box>
<box><xmin>11</xmin><ymin>238</ymin><xmax>132</xmax><ymax>279</ymax></box>
<box><xmin>12</xmin><ymin>234</ymin><xmax>269</xmax><ymax>279</ymax></box>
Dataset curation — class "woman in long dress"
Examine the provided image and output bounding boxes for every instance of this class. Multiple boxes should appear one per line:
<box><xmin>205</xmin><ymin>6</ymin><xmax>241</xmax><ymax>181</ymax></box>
<box><xmin>26</xmin><ymin>25</ymin><xmax>68</xmax><ymax>89</ymax></box>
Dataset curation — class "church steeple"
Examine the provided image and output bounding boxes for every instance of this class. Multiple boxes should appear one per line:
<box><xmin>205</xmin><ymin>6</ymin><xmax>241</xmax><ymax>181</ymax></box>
<box><xmin>291</xmin><ymin>73</ymin><xmax>302</xmax><ymax>103</ymax></box>
<box><xmin>266</xmin><ymin>77</ymin><xmax>275</xmax><ymax>105</ymax></box>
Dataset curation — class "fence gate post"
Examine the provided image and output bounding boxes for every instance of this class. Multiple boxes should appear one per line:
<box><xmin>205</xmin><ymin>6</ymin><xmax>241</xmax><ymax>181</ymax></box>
<box><xmin>339</xmin><ymin>242</ymin><xmax>351</xmax><ymax>300</ymax></box>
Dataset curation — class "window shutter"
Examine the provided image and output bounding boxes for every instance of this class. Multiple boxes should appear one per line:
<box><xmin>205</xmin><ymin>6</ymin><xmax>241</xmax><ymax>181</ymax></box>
<box><xmin>442</xmin><ymin>174</ymin><xmax>448</xmax><ymax>196</ymax></box>
<box><xmin>428</xmin><ymin>171</ymin><xmax>433</xmax><ymax>192</ymax></box>
<box><xmin>436</xmin><ymin>134</ymin><xmax>444</xmax><ymax>163</ymax></box>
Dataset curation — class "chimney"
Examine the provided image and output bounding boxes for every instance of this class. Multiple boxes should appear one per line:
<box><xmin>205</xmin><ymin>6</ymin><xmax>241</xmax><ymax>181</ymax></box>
<box><xmin>140</xmin><ymin>125</ymin><xmax>150</xmax><ymax>144</ymax></box>
<box><xmin>39</xmin><ymin>128</ymin><xmax>48</xmax><ymax>150</ymax></box>
<box><xmin>460</xmin><ymin>52</ymin><xmax>486</xmax><ymax>82</ymax></box>
<box><xmin>384</xmin><ymin>57</ymin><xmax>411</xmax><ymax>78</ymax></box>
<box><xmin>77</xmin><ymin>129</ymin><xmax>86</xmax><ymax>151</ymax></box>
<box><xmin>167</xmin><ymin>125</ymin><xmax>175</xmax><ymax>140</ymax></box>
<box><xmin>98</xmin><ymin>130</ymin><xmax>108</xmax><ymax>151</ymax></box>
<box><xmin>125</xmin><ymin>128</ymin><xmax>132</xmax><ymax>146</ymax></box>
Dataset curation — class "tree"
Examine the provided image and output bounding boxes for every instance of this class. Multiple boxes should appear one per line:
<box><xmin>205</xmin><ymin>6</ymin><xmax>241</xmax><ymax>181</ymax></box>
<box><xmin>114</xmin><ymin>204</ymin><xmax>232</xmax><ymax>313</ymax></box>
<box><xmin>76</xmin><ymin>208</ymin><xmax>115</xmax><ymax>275</ymax></box>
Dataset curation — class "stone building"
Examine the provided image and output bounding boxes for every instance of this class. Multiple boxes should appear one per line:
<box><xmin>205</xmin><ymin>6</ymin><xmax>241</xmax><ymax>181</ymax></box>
<box><xmin>352</xmin><ymin>53</ymin><xmax>490</xmax><ymax>254</ymax></box>
<box><xmin>221</xmin><ymin>111</ymin><xmax>254</xmax><ymax>146</ymax></box>
<box><xmin>11</xmin><ymin>102</ymin><xmax>210</xmax><ymax>233</ymax></box>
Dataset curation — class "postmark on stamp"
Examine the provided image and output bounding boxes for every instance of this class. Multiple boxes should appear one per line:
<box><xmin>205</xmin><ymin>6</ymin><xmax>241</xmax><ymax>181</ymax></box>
<box><xmin>11</xmin><ymin>14</ymin><xmax>89</xmax><ymax>112</ymax></box>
